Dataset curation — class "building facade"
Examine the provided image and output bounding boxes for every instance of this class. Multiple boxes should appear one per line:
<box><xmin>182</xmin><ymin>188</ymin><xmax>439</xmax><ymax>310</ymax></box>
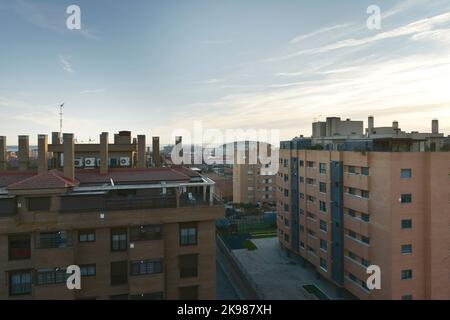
<box><xmin>0</xmin><ymin>133</ymin><xmax>223</xmax><ymax>300</ymax></box>
<box><xmin>277</xmin><ymin>119</ymin><xmax>450</xmax><ymax>300</ymax></box>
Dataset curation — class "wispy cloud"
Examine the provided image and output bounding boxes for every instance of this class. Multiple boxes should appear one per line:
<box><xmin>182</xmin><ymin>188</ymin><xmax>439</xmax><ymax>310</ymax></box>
<box><xmin>289</xmin><ymin>23</ymin><xmax>352</xmax><ymax>44</ymax></box>
<box><xmin>80</xmin><ymin>89</ymin><xmax>105</xmax><ymax>95</ymax></box>
<box><xmin>59</xmin><ymin>55</ymin><xmax>74</xmax><ymax>73</ymax></box>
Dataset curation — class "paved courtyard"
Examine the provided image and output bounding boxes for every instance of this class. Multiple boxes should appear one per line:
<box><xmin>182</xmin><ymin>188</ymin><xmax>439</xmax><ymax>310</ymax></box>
<box><xmin>232</xmin><ymin>237</ymin><xmax>355</xmax><ymax>300</ymax></box>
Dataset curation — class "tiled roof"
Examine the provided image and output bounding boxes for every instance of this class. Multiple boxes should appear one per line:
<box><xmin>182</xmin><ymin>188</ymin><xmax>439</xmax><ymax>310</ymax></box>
<box><xmin>7</xmin><ymin>170</ymin><xmax>79</xmax><ymax>190</ymax></box>
<box><xmin>0</xmin><ymin>167</ymin><xmax>201</xmax><ymax>190</ymax></box>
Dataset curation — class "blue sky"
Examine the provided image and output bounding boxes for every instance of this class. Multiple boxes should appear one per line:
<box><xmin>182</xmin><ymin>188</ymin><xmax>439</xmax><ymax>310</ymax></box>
<box><xmin>1</xmin><ymin>0</ymin><xmax>450</xmax><ymax>144</ymax></box>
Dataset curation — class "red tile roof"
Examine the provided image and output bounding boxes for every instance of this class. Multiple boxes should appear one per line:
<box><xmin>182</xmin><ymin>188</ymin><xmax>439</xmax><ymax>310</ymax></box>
<box><xmin>0</xmin><ymin>167</ymin><xmax>201</xmax><ymax>190</ymax></box>
<box><xmin>7</xmin><ymin>170</ymin><xmax>79</xmax><ymax>190</ymax></box>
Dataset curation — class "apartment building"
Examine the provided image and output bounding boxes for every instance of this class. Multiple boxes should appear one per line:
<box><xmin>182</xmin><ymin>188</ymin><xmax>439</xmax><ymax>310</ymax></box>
<box><xmin>0</xmin><ymin>133</ymin><xmax>223</xmax><ymax>300</ymax></box>
<box><xmin>231</xmin><ymin>141</ymin><xmax>276</xmax><ymax>206</ymax></box>
<box><xmin>277</xmin><ymin>118</ymin><xmax>449</xmax><ymax>300</ymax></box>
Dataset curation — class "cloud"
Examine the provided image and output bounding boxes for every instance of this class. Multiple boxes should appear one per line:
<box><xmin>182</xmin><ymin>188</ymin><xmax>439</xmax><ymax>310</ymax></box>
<box><xmin>59</xmin><ymin>55</ymin><xmax>74</xmax><ymax>73</ymax></box>
<box><xmin>289</xmin><ymin>24</ymin><xmax>352</xmax><ymax>44</ymax></box>
<box><xmin>201</xmin><ymin>40</ymin><xmax>232</xmax><ymax>45</ymax></box>
<box><xmin>80</xmin><ymin>89</ymin><xmax>105</xmax><ymax>94</ymax></box>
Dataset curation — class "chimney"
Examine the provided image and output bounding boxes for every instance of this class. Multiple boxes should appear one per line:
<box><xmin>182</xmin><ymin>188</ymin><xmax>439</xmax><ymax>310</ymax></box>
<box><xmin>37</xmin><ymin>134</ymin><xmax>48</xmax><ymax>174</ymax></box>
<box><xmin>152</xmin><ymin>137</ymin><xmax>161</xmax><ymax>167</ymax></box>
<box><xmin>100</xmin><ymin>132</ymin><xmax>109</xmax><ymax>175</ymax></box>
<box><xmin>432</xmin><ymin>119</ymin><xmax>439</xmax><ymax>134</ymax></box>
<box><xmin>368</xmin><ymin>116</ymin><xmax>374</xmax><ymax>135</ymax></box>
<box><xmin>63</xmin><ymin>133</ymin><xmax>75</xmax><ymax>180</ymax></box>
<box><xmin>393</xmin><ymin>121</ymin><xmax>399</xmax><ymax>130</ymax></box>
<box><xmin>18</xmin><ymin>135</ymin><xmax>29</xmax><ymax>171</ymax></box>
<box><xmin>175</xmin><ymin>136</ymin><xmax>183</xmax><ymax>161</ymax></box>
<box><xmin>0</xmin><ymin>136</ymin><xmax>6</xmax><ymax>171</ymax></box>
<box><xmin>137</xmin><ymin>135</ymin><xmax>146</xmax><ymax>168</ymax></box>
<box><xmin>52</xmin><ymin>132</ymin><xmax>61</xmax><ymax>145</ymax></box>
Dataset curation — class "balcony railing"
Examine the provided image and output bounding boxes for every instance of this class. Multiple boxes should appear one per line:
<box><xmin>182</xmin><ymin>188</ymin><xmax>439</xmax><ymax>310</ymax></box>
<box><xmin>105</xmin><ymin>196</ymin><xmax>177</xmax><ymax>211</ymax></box>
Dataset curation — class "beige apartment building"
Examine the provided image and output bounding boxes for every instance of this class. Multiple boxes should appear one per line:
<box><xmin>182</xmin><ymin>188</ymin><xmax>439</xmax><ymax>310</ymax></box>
<box><xmin>277</xmin><ymin>117</ymin><xmax>449</xmax><ymax>300</ymax></box>
<box><xmin>231</xmin><ymin>141</ymin><xmax>276</xmax><ymax>206</ymax></box>
<box><xmin>0</xmin><ymin>133</ymin><xmax>223</xmax><ymax>300</ymax></box>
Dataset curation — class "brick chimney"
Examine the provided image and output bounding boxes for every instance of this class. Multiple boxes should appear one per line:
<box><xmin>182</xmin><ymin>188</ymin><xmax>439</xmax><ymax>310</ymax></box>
<box><xmin>0</xmin><ymin>136</ymin><xmax>6</xmax><ymax>171</ymax></box>
<box><xmin>152</xmin><ymin>137</ymin><xmax>161</xmax><ymax>167</ymax></box>
<box><xmin>63</xmin><ymin>133</ymin><xmax>75</xmax><ymax>180</ymax></box>
<box><xmin>37</xmin><ymin>134</ymin><xmax>48</xmax><ymax>174</ymax></box>
<box><xmin>137</xmin><ymin>135</ymin><xmax>146</xmax><ymax>168</ymax></box>
<box><xmin>18</xmin><ymin>135</ymin><xmax>29</xmax><ymax>171</ymax></box>
<box><xmin>100</xmin><ymin>132</ymin><xmax>109</xmax><ymax>175</ymax></box>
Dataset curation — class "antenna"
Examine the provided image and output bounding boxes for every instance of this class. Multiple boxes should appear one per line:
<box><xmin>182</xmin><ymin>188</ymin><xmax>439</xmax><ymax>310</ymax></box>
<box><xmin>59</xmin><ymin>103</ymin><xmax>64</xmax><ymax>142</ymax></box>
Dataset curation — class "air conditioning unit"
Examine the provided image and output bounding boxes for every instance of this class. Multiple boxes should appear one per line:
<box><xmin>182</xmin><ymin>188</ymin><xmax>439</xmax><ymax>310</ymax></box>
<box><xmin>74</xmin><ymin>157</ymin><xmax>84</xmax><ymax>168</ymax></box>
<box><xmin>84</xmin><ymin>157</ymin><xmax>96</xmax><ymax>167</ymax></box>
<box><xmin>96</xmin><ymin>158</ymin><xmax>101</xmax><ymax>167</ymax></box>
<box><xmin>120</xmin><ymin>157</ymin><xmax>130</xmax><ymax>167</ymax></box>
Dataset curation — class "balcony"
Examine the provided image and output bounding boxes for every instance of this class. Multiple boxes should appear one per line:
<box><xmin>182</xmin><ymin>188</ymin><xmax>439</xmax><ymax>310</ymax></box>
<box><xmin>106</xmin><ymin>196</ymin><xmax>177</xmax><ymax>211</ymax></box>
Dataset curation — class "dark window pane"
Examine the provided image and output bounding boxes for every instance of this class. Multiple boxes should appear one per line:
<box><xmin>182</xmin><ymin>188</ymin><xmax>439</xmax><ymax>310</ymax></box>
<box><xmin>130</xmin><ymin>225</ymin><xmax>163</xmax><ymax>241</ymax></box>
<box><xmin>179</xmin><ymin>254</ymin><xmax>198</xmax><ymax>278</ymax></box>
<box><xmin>28</xmin><ymin>197</ymin><xmax>51</xmax><ymax>211</ymax></box>
<box><xmin>9</xmin><ymin>234</ymin><xmax>31</xmax><ymax>260</ymax></box>
<box><xmin>111</xmin><ymin>261</ymin><xmax>128</xmax><ymax>286</ymax></box>
<box><xmin>179</xmin><ymin>286</ymin><xmax>199</xmax><ymax>300</ymax></box>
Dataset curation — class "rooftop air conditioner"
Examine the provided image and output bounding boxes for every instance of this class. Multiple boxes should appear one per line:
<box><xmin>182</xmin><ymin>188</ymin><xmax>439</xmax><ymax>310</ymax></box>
<box><xmin>74</xmin><ymin>157</ymin><xmax>84</xmax><ymax>168</ymax></box>
<box><xmin>120</xmin><ymin>157</ymin><xmax>130</xmax><ymax>167</ymax></box>
<box><xmin>84</xmin><ymin>157</ymin><xmax>96</xmax><ymax>167</ymax></box>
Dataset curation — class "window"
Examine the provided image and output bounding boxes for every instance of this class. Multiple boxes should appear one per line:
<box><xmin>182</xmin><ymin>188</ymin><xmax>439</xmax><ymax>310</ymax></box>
<box><xmin>130</xmin><ymin>225</ymin><xmax>162</xmax><ymax>242</ymax></box>
<box><xmin>130</xmin><ymin>259</ymin><xmax>162</xmax><ymax>276</ymax></box>
<box><xmin>299</xmin><ymin>160</ymin><xmax>304</xmax><ymax>167</ymax></box>
<box><xmin>348</xmin><ymin>273</ymin><xmax>358</xmax><ymax>282</ymax></box>
<box><xmin>361</xmin><ymin>190</ymin><xmax>370</xmax><ymax>199</ymax></box>
<box><xmin>320</xmin><ymin>220</ymin><xmax>327</xmax><ymax>232</ymax></box>
<box><xmin>300</xmin><ymin>241</ymin><xmax>305</xmax><ymax>249</ymax></box>
<box><xmin>401</xmin><ymin>194</ymin><xmax>412</xmax><ymax>204</ymax></box>
<box><xmin>361</xmin><ymin>213</ymin><xmax>370</xmax><ymax>222</ymax></box>
<box><xmin>348</xmin><ymin>230</ymin><xmax>357</xmax><ymax>239</ymax></box>
<box><xmin>299</xmin><ymin>176</ymin><xmax>304</xmax><ymax>183</ymax></box>
<box><xmin>179</xmin><ymin>286</ymin><xmax>199</xmax><ymax>300</ymax></box>
<box><xmin>320</xmin><ymin>258</ymin><xmax>327</xmax><ymax>271</ymax></box>
<box><xmin>27</xmin><ymin>197</ymin><xmax>51</xmax><ymax>211</ymax></box>
<box><xmin>348</xmin><ymin>187</ymin><xmax>356</xmax><ymax>195</ymax></box>
<box><xmin>361</xmin><ymin>258</ymin><xmax>370</xmax><ymax>267</ymax></box>
<box><xmin>284</xmin><ymin>219</ymin><xmax>289</xmax><ymax>227</ymax></box>
<box><xmin>307</xmin><ymin>246</ymin><xmax>316</xmax><ymax>255</ymax></box>
<box><xmin>36</xmin><ymin>268</ymin><xmax>67</xmax><ymax>285</ymax></box>
<box><xmin>361</xmin><ymin>167</ymin><xmax>369</xmax><ymax>176</ymax></box>
<box><xmin>348</xmin><ymin>251</ymin><xmax>357</xmax><ymax>260</ymax></box>
<box><xmin>9</xmin><ymin>234</ymin><xmax>31</xmax><ymax>260</ymax></box>
<box><xmin>401</xmin><ymin>244</ymin><xmax>413</xmax><ymax>254</ymax></box>
<box><xmin>401</xmin><ymin>269</ymin><xmax>413</xmax><ymax>280</ymax></box>
<box><xmin>284</xmin><ymin>189</ymin><xmax>289</xmax><ymax>197</ymax></box>
<box><xmin>361</xmin><ymin>236</ymin><xmax>370</xmax><ymax>245</ymax></box>
<box><xmin>401</xmin><ymin>169</ymin><xmax>412</xmax><ymax>179</ymax></box>
<box><xmin>284</xmin><ymin>204</ymin><xmax>289</xmax><ymax>212</ymax></box>
<box><xmin>80</xmin><ymin>264</ymin><xmax>96</xmax><ymax>277</ymax></box>
<box><xmin>307</xmin><ymin>195</ymin><xmax>315</xmax><ymax>203</ymax></box>
<box><xmin>111</xmin><ymin>261</ymin><xmax>128</xmax><ymax>286</ymax></box>
<box><xmin>306</xmin><ymin>178</ymin><xmax>315</xmax><ymax>185</ymax></box>
<box><xmin>319</xmin><ymin>163</ymin><xmax>326</xmax><ymax>174</ymax></box>
<box><xmin>111</xmin><ymin>228</ymin><xmax>127</xmax><ymax>252</ymax></box>
<box><xmin>130</xmin><ymin>292</ymin><xmax>164</xmax><ymax>300</ymax></box>
<box><xmin>307</xmin><ymin>161</ymin><xmax>315</xmax><ymax>168</ymax></box>
<box><xmin>284</xmin><ymin>234</ymin><xmax>289</xmax><ymax>242</ymax></box>
<box><xmin>180</xmin><ymin>223</ymin><xmax>198</xmax><ymax>246</ymax></box>
<box><xmin>401</xmin><ymin>295</ymin><xmax>413</xmax><ymax>300</ymax></box>
<box><xmin>320</xmin><ymin>239</ymin><xmax>328</xmax><ymax>251</ymax></box>
<box><xmin>401</xmin><ymin>219</ymin><xmax>412</xmax><ymax>229</ymax></box>
<box><xmin>319</xmin><ymin>201</ymin><xmax>327</xmax><ymax>212</ymax></box>
<box><xmin>348</xmin><ymin>209</ymin><xmax>356</xmax><ymax>218</ymax></box>
<box><xmin>36</xmin><ymin>231</ymin><xmax>72</xmax><ymax>249</ymax></box>
<box><xmin>319</xmin><ymin>182</ymin><xmax>326</xmax><ymax>193</ymax></box>
<box><xmin>179</xmin><ymin>254</ymin><xmax>198</xmax><ymax>278</ymax></box>
<box><xmin>299</xmin><ymin>193</ymin><xmax>304</xmax><ymax>199</ymax></box>
<box><xmin>9</xmin><ymin>271</ymin><xmax>32</xmax><ymax>296</ymax></box>
<box><xmin>348</xmin><ymin>166</ymin><xmax>356</xmax><ymax>174</ymax></box>
<box><xmin>79</xmin><ymin>230</ymin><xmax>95</xmax><ymax>243</ymax></box>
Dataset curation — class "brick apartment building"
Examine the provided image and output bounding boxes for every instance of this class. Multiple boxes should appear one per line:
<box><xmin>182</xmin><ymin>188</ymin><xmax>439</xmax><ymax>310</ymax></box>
<box><xmin>0</xmin><ymin>132</ymin><xmax>223</xmax><ymax>300</ymax></box>
<box><xmin>277</xmin><ymin>117</ymin><xmax>449</xmax><ymax>300</ymax></box>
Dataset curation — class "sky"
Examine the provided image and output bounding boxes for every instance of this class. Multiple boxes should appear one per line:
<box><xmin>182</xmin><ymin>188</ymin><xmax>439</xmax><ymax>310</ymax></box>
<box><xmin>1</xmin><ymin>0</ymin><xmax>450</xmax><ymax>145</ymax></box>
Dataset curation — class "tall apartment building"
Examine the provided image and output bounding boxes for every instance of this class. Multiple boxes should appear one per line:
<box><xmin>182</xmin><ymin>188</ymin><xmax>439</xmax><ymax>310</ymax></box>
<box><xmin>0</xmin><ymin>133</ymin><xmax>223</xmax><ymax>300</ymax></box>
<box><xmin>277</xmin><ymin>117</ymin><xmax>449</xmax><ymax>300</ymax></box>
<box><xmin>231</xmin><ymin>141</ymin><xmax>276</xmax><ymax>206</ymax></box>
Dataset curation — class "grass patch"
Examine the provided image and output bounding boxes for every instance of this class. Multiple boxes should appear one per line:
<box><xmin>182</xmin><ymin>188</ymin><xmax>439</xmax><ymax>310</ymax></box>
<box><xmin>303</xmin><ymin>284</ymin><xmax>330</xmax><ymax>300</ymax></box>
<box><xmin>243</xmin><ymin>239</ymin><xmax>257</xmax><ymax>251</ymax></box>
